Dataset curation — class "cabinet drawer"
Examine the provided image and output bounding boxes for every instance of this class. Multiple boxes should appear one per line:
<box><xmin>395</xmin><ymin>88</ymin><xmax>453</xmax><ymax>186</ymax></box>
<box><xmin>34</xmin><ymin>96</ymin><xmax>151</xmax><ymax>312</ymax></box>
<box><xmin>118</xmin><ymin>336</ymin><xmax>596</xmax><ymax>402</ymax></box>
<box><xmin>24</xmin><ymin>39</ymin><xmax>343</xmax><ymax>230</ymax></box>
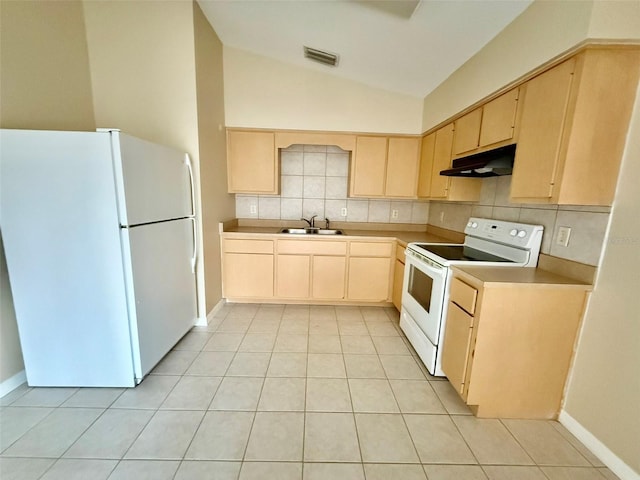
<box><xmin>350</xmin><ymin>241</ymin><xmax>393</xmax><ymax>257</ymax></box>
<box><xmin>395</xmin><ymin>244</ymin><xmax>406</xmax><ymax>263</ymax></box>
<box><xmin>224</xmin><ymin>239</ymin><xmax>274</xmax><ymax>254</ymax></box>
<box><xmin>278</xmin><ymin>239</ymin><xmax>347</xmax><ymax>255</ymax></box>
<box><xmin>450</xmin><ymin>277</ymin><xmax>478</xmax><ymax>315</ymax></box>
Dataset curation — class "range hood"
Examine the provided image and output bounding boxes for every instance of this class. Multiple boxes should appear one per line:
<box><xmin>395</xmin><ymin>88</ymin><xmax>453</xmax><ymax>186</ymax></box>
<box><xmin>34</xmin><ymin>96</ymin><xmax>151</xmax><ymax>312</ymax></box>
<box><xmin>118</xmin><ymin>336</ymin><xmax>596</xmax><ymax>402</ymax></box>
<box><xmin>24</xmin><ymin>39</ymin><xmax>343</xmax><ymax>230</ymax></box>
<box><xmin>440</xmin><ymin>144</ymin><xmax>516</xmax><ymax>177</ymax></box>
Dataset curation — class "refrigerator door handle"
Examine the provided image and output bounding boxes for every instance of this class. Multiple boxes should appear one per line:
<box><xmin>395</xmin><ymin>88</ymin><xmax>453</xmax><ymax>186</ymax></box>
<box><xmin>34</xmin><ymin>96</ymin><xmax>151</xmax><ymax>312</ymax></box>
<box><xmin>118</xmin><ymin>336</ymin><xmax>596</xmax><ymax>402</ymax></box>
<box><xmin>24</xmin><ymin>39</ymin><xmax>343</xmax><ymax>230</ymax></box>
<box><xmin>185</xmin><ymin>154</ymin><xmax>196</xmax><ymax>217</ymax></box>
<box><xmin>190</xmin><ymin>217</ymin><xmax>197</xmax><ymax>273</ymax></box>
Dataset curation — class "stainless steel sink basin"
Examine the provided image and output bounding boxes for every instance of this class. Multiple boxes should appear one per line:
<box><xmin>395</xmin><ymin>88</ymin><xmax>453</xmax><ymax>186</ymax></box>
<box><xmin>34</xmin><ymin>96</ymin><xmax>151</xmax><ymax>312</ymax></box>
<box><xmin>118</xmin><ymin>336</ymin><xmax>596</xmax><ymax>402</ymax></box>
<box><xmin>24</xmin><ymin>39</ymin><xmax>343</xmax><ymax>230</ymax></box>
<box><xmin>279</xmin><ymin>228</ymin><xmax>344</xmax><ymax>235</ymax></box>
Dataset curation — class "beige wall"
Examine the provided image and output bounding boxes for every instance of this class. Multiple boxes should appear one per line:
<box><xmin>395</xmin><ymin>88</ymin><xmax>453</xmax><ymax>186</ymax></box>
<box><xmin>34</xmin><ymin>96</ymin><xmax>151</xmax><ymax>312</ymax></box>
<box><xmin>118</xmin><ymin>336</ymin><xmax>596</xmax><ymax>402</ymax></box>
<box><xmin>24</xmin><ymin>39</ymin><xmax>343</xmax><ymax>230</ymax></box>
<box><xmin>0</xmin><ymin>0</ymin><xmax>96</xmax><ymax>385</ymax></box>
<box><xmin>193</xmin><ymin>3</ymin><xmax>236</xmax><ymax>312</ymax></box>
<box><xmin>563</xmin><ymin>82</ymin><xmax>640</xmax><ymax>475</ymax></box>
<box><xmin>224</xmin><ymin>46</ymin><xmax>423</xmax><ymax>134</ymax></box>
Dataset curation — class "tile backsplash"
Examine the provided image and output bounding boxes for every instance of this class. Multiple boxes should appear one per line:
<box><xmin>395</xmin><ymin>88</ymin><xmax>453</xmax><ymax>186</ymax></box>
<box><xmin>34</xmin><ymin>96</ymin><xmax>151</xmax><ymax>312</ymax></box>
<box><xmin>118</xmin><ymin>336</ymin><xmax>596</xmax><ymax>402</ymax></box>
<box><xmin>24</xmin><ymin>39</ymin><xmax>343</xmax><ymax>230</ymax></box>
<box><xmin>235</xmin><ymin>144</ymin><xmax>430</xmax><ymax>224</ymax></box>
<box><xmin>428</xmin><ymin>176</ymin><xmax>611</xmax><ymax>266</ymax></box>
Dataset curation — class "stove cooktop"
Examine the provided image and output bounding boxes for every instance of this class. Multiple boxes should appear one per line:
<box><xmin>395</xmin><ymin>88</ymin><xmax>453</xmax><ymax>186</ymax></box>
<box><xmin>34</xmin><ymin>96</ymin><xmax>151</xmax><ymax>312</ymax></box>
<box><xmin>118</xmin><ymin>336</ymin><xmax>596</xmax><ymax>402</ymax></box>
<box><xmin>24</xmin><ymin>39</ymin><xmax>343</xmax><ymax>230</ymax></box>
<box><xmin>411</xmin><ymin>244</ymin><xmax>515</xmax><ymax>263</ymax></box>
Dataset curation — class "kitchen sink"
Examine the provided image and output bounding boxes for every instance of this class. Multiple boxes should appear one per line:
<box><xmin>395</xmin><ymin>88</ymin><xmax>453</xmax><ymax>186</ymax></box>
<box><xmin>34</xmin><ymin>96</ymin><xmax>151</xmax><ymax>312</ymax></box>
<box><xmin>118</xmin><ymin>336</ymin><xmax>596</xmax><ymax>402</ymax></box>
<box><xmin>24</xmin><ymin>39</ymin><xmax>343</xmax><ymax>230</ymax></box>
<box><xmin>279</xmin><ymin>228</ymin><xmax>344</xmax><ymax>235</ymax></box>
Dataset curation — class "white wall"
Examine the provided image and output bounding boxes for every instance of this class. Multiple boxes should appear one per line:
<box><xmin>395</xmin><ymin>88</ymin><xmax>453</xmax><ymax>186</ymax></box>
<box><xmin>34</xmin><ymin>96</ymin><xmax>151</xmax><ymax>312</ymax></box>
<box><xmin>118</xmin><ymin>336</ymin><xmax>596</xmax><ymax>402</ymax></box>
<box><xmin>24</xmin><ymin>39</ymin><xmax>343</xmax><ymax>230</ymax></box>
<box><xmin>224</xmin><ymin>46</ymin><xmax>423</xmax><ymax>134</ymax></box>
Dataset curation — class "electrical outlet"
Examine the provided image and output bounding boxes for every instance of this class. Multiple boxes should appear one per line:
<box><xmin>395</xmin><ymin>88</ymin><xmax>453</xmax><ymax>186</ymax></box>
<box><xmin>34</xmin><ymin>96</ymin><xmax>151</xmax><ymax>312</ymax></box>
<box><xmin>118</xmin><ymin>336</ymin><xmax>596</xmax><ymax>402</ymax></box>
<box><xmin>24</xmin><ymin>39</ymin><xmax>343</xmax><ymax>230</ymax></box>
<box><xmin>391</xmin><ymin>209</ymin><xmax>399</xmax><ymax>219</ymax></box>
<box><xmin>341</xmin><ymin>207</ymin><xmax>347</xmax><ymax>217</ymax></box>
<box><xmin>250</xmin><ymin>204</ymin><xmax>257</xmax><ymax>215</ymax></box>
<box><xmin>556</xmin><ymin>226</ymin><xmax>571</xmax><ymax>247</ymax></box>
<box><xmin>440</xmin><ymin>211</ymin><xmax>445</xmax><ymax>222</ymax></box>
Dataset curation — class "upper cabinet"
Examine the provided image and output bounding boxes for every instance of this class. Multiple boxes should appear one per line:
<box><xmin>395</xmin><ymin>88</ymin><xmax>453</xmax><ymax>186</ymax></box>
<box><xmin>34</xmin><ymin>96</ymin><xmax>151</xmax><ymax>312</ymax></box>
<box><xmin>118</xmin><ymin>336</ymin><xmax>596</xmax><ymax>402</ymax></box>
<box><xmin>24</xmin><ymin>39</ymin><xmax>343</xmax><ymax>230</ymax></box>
<box><xmin>350</xmin><ymin>135</ymin><xmax>420</xmax><ymax>198</ymax></box>
<box><xmin>511</xmin><ymin>48</ymin><xmax>640</xmax><ymax>205</ymax></box>
<box><xmin>227</xmin><ymin>129</ymin><xmax>277</xmax><ymax>194</ymax></box>
<box><xmin>418</xmin><ymin>124</ymin><xmax>482</xmax><ymax>201</ymax></box>
<box><xmin>452</xmin><ymin>88</ymin><xmax>519</xmax><ymax>157</ymax></box>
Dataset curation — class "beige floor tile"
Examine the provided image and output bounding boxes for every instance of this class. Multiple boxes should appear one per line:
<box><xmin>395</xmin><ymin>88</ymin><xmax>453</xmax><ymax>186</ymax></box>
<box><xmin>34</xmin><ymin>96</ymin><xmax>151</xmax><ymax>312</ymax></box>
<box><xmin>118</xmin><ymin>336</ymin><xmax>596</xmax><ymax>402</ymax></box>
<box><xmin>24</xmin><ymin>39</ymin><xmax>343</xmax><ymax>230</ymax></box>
<box><xmin>107</xmin><ymin>460</ymin><xmax>180</xmax><ymax>480</ymax></box>
<box><xmin>430</xmin><ymin>380</ymin><xmax>472</xmax><ymax>415</ymax></box>
<box><xmin>226</xmin><ymin>353</ymin><xmax>271</xmax><ymax>377</ymax></box>
<box><xmin>541</xmin><ymin>466</ymin><xmax>609</xmax><ymax>480</ymax></box>
<box><xmin>274</xmin><ymin>334</ymin><xmax>308</xmax><ymax>352</ymax></box>
<box><xmin>310</xmin><ymin>305</ymin><xmax>337</xmax><ymax>320</ymax></box>
<box><xmin>247</xmin><ymin>319</ymin><xmax>281</xmax><ymax>334</ymax></box>
<box><xmin>482</xmin><ymin>466</ymin><xmax>548</xmax><ymax>480</ymax></box>
<box><xmin>112</xmin><ymin>375</ymin><xmax>180</xmax><ymax>409</ymax></box>
<box><xmin>344</xmin><ymin>354</ymin><xmax>386</xmax><ymax>378</ymax></box>
<box><xmin>40</xmin><ymin>459</ymin><xmax>117</xmax><ymax>480</ymax></box>
<box><xmin>379</xmin><ymin>355</ymin><xmax>426</xmax><ymax>379</ymax></box>
<box><xmin>348</xmin><ymin>379</ymin><xmax>399</xmax><ymax>413</ymax></box>
<box><xmin>389</xmin><ymin>380</ymin><xmax>446</xmax><ymax>414</ymax></box>
<box><xmin>64</xmin><ymin>409</ymin><xmax>154</xmax><ymax>459</ymax></box>
<box><xmin>125</xmin><ymin>410</ymin><xmax>204</xmax><ymax>459</ymax></box>
<box><xmin>210</xmin><ymin>377</ymin><xmax>264</xmax><ymax>410</ymax></box>
<box><xmin>550</xmin><ymin>422</ymin><xmax>606</xmax><ymax>467</ymax></box>
<box><xmin>174</xmin><ymin>461</ymin><xmax>241</xmax><ymax>480</ymax></box>
<box><xmin>308</xmin><ymin>334</ymin><xmax>342</xmax><ymax>353</ymax></box>
<box><xmin>304</xmin><ymin>462</ymin><xmax>364</xmax><ymax>480</ymax></box>
<box><xmin>202</xmin><ymin>333</ymin><xmax>244</xmax><ymax>351</ymax></box>
<box><xmin>10</xmin><ymin>388</ymin><xmax>78</xmax><ymax>407</ymax></box>
<box><xmin>238</xmin><ymin>333</ymin><xmax>276</xmax><ymax>352</ymax></box>
<box><xmin>335</xmin><ymin>306</ymin><xmax>364</xmax><ymax>321</ymax></box>
<box><xmin>244</xmin><ymin>412</ymin><xmax>304</xmax><ymax>460</ymax></box>
<box><xmin>4</xmin><ymin>408</ymin><xmax>103</xmax><ymax>457</ymax></box>
<box><xmin>307</xmin><ymin>353</ymin><xmax>346</xmax><ymax>378</ymax></box>
<box><xmin>217</xmin><ymin>317</ymin><xmax>252</xmax><ymax>333</ymax></box>
<box><xmin>0</xmin><ymin>406</ymin><xmax>54</xmax><ymax>451</ymax></box>
<box><xmin>185</xmin><ymin>411</ymin><xmax>255</xmax><ymax>460</ymax></box>
<box><xmin>361</xmin><ymin>306</ymin><xmax>391</xmax><ymax>322</ymax></box>
<box><xmin>372</xmin><ymin>336</ymin><xmax>410</xmax><ymax>354</ymax></box>
<box><xmin>598</xmin><ymin>468</ymin><xmax>621</xmax><ymax>479</ymax></box>
<box><xmin>226</xmin><ymin>304</ymin><xmax>260</xmax><ymax>319</ymax></box>
<box><xmin>258</xmin><ymin>377</ymin><xmax>305</xmax><ymax>411</ymax></box>
<box><xmin>0</xmin><ymin>383</ymin><xmax>31</xmax><ymax>406</ymax></box>
<box><xmin>186</xmin><ymin>352</ymin><xmax>235</xmax><ymax>376</ymax></box>
<box><xmin>340</xmin><ymin>335</ymin><xmax>376</xmax><ymax>354</ymax></box>
<box><xmin>0</xmin><ymin>457</ymin><xmax>55</xmax><ymax>480</ymax></box>
<box><xmin>239</xmin><ymin>461</ymin><xmax>302</xmax><ymax>480</ymax></box>
<box><xmin>452</xmin><ymin>416</ymin><xmax>533</xmax><ymax>465</ymax></box>
<box><xmin>306</xmin><ymin>378</ymin><xmax>352</xmax><ymax>412</ymax></box>
<box><xmin>338</xmin><ymin>322</ymin><xmax>369</xmax><ymax>335</ymax></box>
<box><xmin>152</xmin><ymin>350</ymin><xmax>199</xmax><ymax>375</ymax></box>
<box><xmin>283</xmin><ymin>305</ymin><xmax>310</xmax><ymax>319</ymax></box>
<box><xmin>404</xmin><ymin>414</ymin><xmax>476</xmax><ymax>464</ymax></box>
<box><xmin>355</xmin><ymin>413</ymin><xmax>419</xmax><ymax>463</ymax></box>
<box><xmin>423</xmin><ymin>464</ymin><xmax>488</xmax><ymax>479</ymax></box>
<box><xmin>309</xmin><ymin>319</ymin><xmax>339</xmax><ymax>335</ymax></box>
<box><xmin>173</xmin><ymin>331</ymin><xmax>212</xmax><ymax>351</ymax></box>
<box><xmin>267</xmin><ymin>353</ymin><xmax>307</xmax><ymax>377</ymax></box>
<box><xmin>255</xmin><ymin>304</ymin><xmax>285</xmax><ymax>320</ymax></box>
<box><xmin>160</xmin><ymin>376</ymin><xmax>221</xmax><ymax>410</ymax></box>
<box><xmin>61</xmin><ymin>388</ymin><xmax>124</xmax><ymax>408</ymax></box>
<box><xmin>502</xmin><ymin>419</ymin><xmax>590</xmax><ymax>466</ymax></box>
<box><xmin>365</xmin><ymin>463</ymin><xmax>427</xmax><ymax>480</ymax></box>
<box><xmin>304</xmin><ymin>412</ymin><xmax>361</xmax><ymax>462</ymax></box>
<box><xmin>367</xmin><ymin>322</ymin><xmax>401</xmax><ymax>336</ymax></box>
<box><xmin>279</xmin><ymin>319</ymin><xmax>310</xmax><ymax>334</ymax></box>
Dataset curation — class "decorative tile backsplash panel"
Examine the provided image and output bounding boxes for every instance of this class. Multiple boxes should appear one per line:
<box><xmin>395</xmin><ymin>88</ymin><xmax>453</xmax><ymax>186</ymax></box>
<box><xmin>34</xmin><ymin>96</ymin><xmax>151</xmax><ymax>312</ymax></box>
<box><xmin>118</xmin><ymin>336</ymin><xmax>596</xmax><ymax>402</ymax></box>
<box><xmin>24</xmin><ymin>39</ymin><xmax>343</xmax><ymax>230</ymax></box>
<box><xmin>235</xmin><ymin>144</ymin><xmax>430</xmax><ymax>224</ymax></box>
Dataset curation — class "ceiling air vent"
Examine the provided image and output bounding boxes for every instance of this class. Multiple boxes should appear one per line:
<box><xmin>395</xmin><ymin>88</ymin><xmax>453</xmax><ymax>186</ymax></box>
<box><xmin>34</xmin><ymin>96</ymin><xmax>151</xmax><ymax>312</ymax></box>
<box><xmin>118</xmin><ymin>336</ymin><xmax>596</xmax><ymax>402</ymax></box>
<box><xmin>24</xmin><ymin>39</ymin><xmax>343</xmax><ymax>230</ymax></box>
<box><xmin>304</xmin><ymin>46</ymin><xmax>339</xmax><ymax>67</ymax></box>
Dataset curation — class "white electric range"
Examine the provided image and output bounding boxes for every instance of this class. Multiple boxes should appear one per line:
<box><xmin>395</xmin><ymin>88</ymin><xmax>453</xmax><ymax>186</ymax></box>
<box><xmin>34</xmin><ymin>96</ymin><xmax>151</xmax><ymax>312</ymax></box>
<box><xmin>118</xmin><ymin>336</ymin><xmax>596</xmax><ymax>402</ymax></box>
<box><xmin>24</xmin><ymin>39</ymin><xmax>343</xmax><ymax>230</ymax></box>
<box><xmin>400</xmin><ymin>217</ymin><xmax>543</xmax><ymax>376</ymax></box>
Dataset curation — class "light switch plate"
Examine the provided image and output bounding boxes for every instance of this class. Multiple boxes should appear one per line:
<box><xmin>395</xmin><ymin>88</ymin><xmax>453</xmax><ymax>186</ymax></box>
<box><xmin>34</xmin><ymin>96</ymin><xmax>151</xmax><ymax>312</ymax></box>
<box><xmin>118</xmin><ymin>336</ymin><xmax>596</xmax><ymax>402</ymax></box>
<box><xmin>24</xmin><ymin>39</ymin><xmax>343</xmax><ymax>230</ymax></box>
<box><xmin>391</xmin><ymin>209</ymin><xmax>399</xmax><ymax>219</ymax></box>
<box><xmin>556</xmin><ymin>226</ymin><xmax>571</xmax><ymax>247</ymax></box>
<box><xmin>340</xmin><ymin>207</ymin><xmax>347</xmax><ymax>217</ymax></box>
<box><xmin>250</xmin><ymin>204</ymin><xmax>257</xmax><ymax>215</ymax></box>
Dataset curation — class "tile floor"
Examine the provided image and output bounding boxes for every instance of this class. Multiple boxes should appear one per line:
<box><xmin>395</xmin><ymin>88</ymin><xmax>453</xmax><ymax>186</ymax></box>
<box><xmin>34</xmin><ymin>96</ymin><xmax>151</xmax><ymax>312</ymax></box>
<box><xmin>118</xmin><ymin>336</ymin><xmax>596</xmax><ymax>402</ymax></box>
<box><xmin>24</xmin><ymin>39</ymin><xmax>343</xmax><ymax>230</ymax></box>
<box><xmin>0</xmin><ymin>304</ymin><xmax>618</xmax><ymax>480</ymax></box>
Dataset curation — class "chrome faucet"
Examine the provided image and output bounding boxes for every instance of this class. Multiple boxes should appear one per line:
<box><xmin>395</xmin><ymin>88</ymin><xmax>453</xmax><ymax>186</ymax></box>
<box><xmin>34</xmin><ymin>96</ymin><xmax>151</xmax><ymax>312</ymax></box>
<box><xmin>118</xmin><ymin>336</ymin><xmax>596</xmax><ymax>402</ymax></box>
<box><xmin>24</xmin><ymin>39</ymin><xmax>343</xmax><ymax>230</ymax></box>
<box><xmin>325</xmin><ymin>218</ymin><xmax>330</xmax><ymax>229</ymax></box>
<box><xmin>301</xmin><ymin>215</ymin><xmax>317</xmax><ymax>228</ymax></box>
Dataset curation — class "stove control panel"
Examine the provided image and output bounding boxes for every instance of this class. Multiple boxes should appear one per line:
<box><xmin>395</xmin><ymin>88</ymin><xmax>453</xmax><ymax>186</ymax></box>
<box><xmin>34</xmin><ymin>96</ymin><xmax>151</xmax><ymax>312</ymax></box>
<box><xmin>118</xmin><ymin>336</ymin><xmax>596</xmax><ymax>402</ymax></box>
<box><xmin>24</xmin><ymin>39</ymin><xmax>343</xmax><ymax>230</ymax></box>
<box><xmin>465</xmin><ymin>217</ymin><xmax>543</xmax><ymax>249</ymax></box>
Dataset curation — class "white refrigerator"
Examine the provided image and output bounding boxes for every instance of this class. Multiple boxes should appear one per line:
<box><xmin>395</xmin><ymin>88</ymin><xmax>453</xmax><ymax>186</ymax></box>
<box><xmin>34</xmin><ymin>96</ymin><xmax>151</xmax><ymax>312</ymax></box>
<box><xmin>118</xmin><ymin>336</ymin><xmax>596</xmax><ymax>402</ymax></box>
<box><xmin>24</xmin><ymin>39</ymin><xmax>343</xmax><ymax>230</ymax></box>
<box><xmin>0</xmin><ymin>129</ymin><xmax>198</xmax><ymax>387</ymax></box>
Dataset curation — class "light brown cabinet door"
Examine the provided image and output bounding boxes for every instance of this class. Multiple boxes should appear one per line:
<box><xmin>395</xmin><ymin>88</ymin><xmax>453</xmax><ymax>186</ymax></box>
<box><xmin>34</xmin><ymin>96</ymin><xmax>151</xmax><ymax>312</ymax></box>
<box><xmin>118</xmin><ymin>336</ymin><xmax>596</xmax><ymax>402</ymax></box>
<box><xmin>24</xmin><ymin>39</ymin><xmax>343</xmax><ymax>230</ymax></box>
<box><xmin>347</xmin><ymin>257</ymin><xmax>392</xmax><ymax>301</ymax></box>
<box><xmin>227</xmin><ymin>130</ymin><xmax>276</xmax><ymax>194</ymax></box>
<box><xmin>223</xmin><ymin>253</ymin><xmax>274</xmax><ymax>298</ymax></box>
<box><xmin>312</xmin><ymin>256</ymin><xmax>346</xmax><ymax>300</ymax></box>
<box><xmin>452</xmin><ymin>108</ymin><xmax>482</xmax><ymax>155</ymax></box>
<box><xmin>429</xmin><ymin>124</ymin><xmax>454</xmax><ymax>199</ymax></box>
<box><xmin>276</xmin><ymin>255</ymin><xmax>310</xmax><ymax>298</ymax></box>
<box><xmin>385</xmin><ymin>137</ymin><xmax>420</xmax><ymax>198</ymax></box>
<box><xmin>441</xmin><ymin>302</ymin><xmax>474</xmax><ymax>396</ymax></box>
<box><xmin>510</xmin><ymin>59</ymin><xmax>576</xmax><ymax>200</ymax></box>
<box><xmin>391</xmin><ymin>259</ymin><xmax>405</xmax><ymax>311</ymax></box>
<box><xmin>417</xmin><ymin>133</ymin><xmax>435</xmax><ymax>198</ymax></box>
<box><xmin>479</xmin><ymin>88</ymin><xmax>519</xmax><ymax>147</ymax></box>
<box><xmin>351</xmin><ymin>136</ymin><xmax>387</xmax><ymax>196</ymax></box>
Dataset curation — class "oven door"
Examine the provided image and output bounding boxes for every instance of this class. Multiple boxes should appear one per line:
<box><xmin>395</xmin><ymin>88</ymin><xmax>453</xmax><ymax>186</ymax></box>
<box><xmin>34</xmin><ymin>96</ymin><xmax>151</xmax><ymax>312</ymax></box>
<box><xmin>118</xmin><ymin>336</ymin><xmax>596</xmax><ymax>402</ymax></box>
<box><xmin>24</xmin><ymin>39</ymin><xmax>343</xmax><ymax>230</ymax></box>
<box><xmin>401</xmin><ymin>249</ymin><xmax>448</xmax><ymax>346</ymax></box>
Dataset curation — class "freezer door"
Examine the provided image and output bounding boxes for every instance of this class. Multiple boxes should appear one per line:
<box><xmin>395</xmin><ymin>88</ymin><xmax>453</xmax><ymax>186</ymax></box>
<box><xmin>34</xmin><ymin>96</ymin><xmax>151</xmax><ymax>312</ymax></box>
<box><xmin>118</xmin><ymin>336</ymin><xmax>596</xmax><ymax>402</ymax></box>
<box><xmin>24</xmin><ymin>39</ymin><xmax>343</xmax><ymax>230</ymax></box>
<box><xmin>0</xmin><ymin>129</ymin><xmax>136</xmax><ymax>387</ymax></box>
<box><xmin>111</xmin><ymin>132</ymin><xmax>194</xmax><ymax>226</ymax></box>
<box><xmin>122</xmin><ymin>218</ymin><xmax>197</xmax><ymax>380</ymax></box>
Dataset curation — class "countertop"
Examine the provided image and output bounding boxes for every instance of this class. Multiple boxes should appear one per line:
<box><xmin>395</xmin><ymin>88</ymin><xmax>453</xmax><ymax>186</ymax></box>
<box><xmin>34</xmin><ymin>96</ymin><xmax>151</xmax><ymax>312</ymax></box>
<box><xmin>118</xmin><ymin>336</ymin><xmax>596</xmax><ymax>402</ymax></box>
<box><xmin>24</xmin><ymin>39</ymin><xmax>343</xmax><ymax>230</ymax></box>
<box><xmin>453</xmin><ymin>265</ymin><xmax>593</xmax><ymax>289</ymax></box>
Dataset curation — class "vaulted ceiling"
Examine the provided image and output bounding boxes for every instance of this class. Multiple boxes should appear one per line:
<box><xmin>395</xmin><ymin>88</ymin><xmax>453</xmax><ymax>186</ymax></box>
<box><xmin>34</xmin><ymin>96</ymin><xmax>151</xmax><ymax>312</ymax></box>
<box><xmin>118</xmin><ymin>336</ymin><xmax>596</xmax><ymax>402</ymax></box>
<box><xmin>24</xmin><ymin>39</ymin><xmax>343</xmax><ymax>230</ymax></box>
<box><xmin>197</xmin><ymin>0</ymin><xmax>533</xmax><ymax>98</ymax></box>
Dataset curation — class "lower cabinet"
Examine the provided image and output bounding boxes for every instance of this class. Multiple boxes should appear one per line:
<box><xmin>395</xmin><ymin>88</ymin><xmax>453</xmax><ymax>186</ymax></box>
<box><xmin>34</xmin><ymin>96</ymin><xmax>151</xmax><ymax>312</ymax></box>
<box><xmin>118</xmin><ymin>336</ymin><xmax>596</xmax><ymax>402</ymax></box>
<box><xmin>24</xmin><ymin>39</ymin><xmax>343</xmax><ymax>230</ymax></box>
<box><xmin>312</xmin><ymin>256</ymin><xmax>347</xmax><ymax>300</ymax></box>
<box><xmin>346</xmin><ymin>241</ymin><xmax>394</xmax><ymax>302</ymax></box>
<box><xmin>222</xmin><ymin>239</ymin><xmax>274</xmax><ymax>299</ymax></box>
<box><xmin>441</xmin><ymin>268</ymin><xmax>590</xmax><ymax>419</ymax></box>
<box><xmin>276</xmin><ymin>254</ymin><xmax>311</xmax><ymax>298</ymax></box>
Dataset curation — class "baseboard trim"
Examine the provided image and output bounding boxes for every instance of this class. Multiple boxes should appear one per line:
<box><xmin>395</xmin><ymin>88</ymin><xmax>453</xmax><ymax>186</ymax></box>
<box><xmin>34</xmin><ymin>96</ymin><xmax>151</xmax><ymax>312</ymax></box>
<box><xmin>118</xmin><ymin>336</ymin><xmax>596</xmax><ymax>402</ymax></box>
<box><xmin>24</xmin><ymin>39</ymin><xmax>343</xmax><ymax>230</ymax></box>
<box><xmin>205</xmin><ymin>299</ymin><xmax>226</xmax><ymax>324</ymax></box>
<box><xmin>0</xmin><ymin>370</ymin><xmax>27</xmax><ymax>398</ymax></box>
<box><xmin>558</xmin><ymin>410</ymin><xmax>639</xmax><ymax>480</ymax></box>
